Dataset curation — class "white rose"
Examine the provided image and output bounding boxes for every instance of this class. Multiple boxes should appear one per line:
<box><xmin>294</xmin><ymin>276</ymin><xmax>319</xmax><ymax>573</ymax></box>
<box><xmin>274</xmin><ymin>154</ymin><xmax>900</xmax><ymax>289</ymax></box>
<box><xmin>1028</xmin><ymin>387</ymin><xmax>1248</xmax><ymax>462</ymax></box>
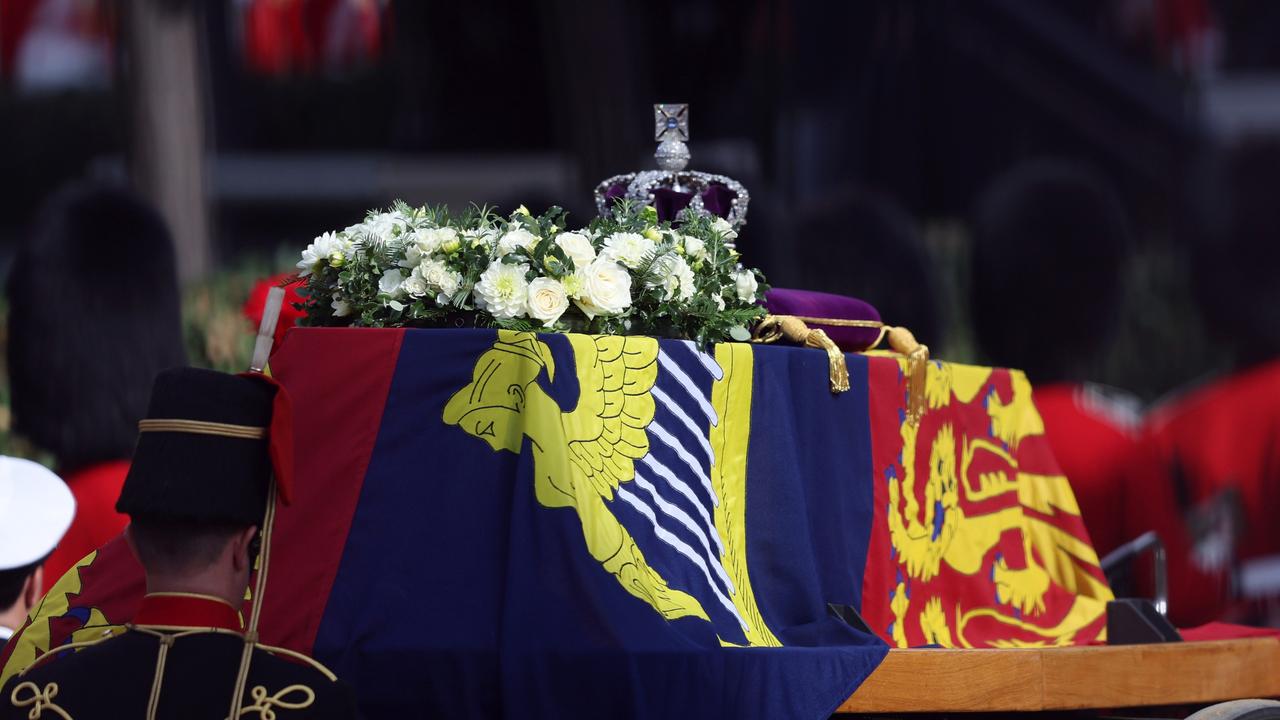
<box><xmin>601</xmin><ymin>232</ymin><xmax>656</xmax><ymax>270</ymax></box>
<box><xmin>497</xmin><ymin>228</ymin><xmax>539</xmax><ymax>256</ymax></box>
<box><xmin>682</xmin><ymin>234</ymin><xmax>707</xmax><ymax>261</ymax></box>
<box><xmin>379</xmin><ymin>268</ymin><xmax>406</xmax><ymax>297</ymax></box>
<box><xmin>331</xmin><ymin>294</ymin><xmax>352</xmax><ymax>317</ymax></box>
<box><xmin>418</xmin><ymin>258</ymin><xmax>461</xmax><ymax>299</ymax></box>
<box><xmin>402</xmin><ymin>243</ymin><xmax>425</xmax><ymax>268</ymax></box>
<box><xmin>297</xmin><ymin>231</ymin><xmax>345</xmax><ymax>276</ymax></box>
<box><xmin>474</xmin><ymin>261</ymin><xmax>530</xmax><ymax>319</ymax></box>
<box><xmin>526</xmin><ymin>277</ymin><xmax>570</xmax><ymax>327</ymax></box>
<box><xmin>713</xmin><ymin>294</ymin><xmax>726</xmax><ymax>311</ymax></box>
<box><xmin>711</xmin><ymin>217</ymin><xmax>738</xmax><ymax>242</ymax></box>
<box><xmin>366</xmin><ymin>212</ymin><xmax>409</xmax><ymax>241</ymax></box>
<box><xmin>733</xmin><ymin>269</ymin><xmax>759</xmax><ymax>303</ymax></box>
<box><xmin>402</xmin><ymin>274</ymin><xmax>429</xmax><ymax>298</ymax></box>
<box><xmin>555</xmin><ymin>232</ymin><xmax>597</xmax><ymax>270</ymax></box>
<box><xmin>413</xmin><ymin>227</ymin><xmax>457</xmax><ymax>255</ymax></box>
<box><xmin>340</xmin><ymin>222</ymin><xmax>367</xmax><ymax>239</ymax></box>
<box><xmin>575</xmin><ymin>258</ymin><xmax>632</xmax><ymax>318</ymax></box>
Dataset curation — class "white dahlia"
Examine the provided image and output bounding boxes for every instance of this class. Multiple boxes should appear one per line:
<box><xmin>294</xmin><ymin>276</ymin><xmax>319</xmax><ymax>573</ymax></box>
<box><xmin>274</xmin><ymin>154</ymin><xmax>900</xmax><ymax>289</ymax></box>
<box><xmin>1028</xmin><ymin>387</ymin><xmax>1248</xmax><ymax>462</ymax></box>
<box><xmin>474</xmin><ymin>261</ymin><xmax>530</xmax><ymax>319</ymax></box>
<box><xmin>650</xmin><ymin>253</ymin><xmax>696</xmax><ymax>302</ymax></box>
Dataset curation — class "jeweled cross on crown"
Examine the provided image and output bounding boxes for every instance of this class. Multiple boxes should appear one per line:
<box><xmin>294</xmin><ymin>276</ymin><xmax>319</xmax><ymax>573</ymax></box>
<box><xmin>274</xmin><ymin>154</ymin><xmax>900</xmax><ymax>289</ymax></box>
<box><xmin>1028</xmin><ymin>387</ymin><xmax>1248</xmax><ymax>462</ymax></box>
<box><xmin>654</xmin><ymin>104</ymin><xmax>688</xmax><ymax>142</ymax></box>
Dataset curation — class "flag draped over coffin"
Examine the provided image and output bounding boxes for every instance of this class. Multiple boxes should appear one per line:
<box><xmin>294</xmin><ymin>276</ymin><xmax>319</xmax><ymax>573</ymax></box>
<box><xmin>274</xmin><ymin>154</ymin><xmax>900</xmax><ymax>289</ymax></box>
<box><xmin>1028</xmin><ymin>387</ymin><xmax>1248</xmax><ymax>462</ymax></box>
<box><xmin>860</xmin><ymin>355</ymin><xmax>1114</xmax><ymax>648</ymax></box>
<box><xmin>0</xmin><ymin>328</ymin><xmax>1112</xmax><ymax>717</ymax></box>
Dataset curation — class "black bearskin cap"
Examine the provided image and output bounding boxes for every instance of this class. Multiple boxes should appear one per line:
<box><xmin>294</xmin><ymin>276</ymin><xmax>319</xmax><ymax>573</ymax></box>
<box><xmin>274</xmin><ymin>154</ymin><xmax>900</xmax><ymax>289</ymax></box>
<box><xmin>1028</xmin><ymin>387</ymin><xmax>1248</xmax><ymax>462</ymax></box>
<box><xmin>972</xmin><ymin>159</ymin><xmax>1131</xmax><ymax>383</ymax></box>
<box><xmin>7</xmin><ymin>182</ymin><xmax>185</xmax><ymax>471</ymax></box>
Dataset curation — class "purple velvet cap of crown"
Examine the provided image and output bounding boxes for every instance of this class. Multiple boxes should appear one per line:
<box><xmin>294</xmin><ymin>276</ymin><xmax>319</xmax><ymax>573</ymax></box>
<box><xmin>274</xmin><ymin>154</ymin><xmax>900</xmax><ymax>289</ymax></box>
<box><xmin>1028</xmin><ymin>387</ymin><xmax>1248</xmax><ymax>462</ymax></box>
<box><xmin>604</xmin><ymin>182</ymin><xmax>628</xmax><ymax>207</ymax></box>
<box><xmin>700</xmin><ymin>182</ymin><xmax>736</xmax><ymax>219</ymax></box>
<box><xmin>764</xmin><ymin>288</ymin><xmax>883</xmax><ymax>351</ymax></box>
<box><xmin>653</xmin><ymin>188</ymin><xmax>693</xmax><ymax>221</ymax></box>
<box><xmin>606</xmin><ymin>180</ymin><xmax>738</xmax><ymax>223</ymax></box>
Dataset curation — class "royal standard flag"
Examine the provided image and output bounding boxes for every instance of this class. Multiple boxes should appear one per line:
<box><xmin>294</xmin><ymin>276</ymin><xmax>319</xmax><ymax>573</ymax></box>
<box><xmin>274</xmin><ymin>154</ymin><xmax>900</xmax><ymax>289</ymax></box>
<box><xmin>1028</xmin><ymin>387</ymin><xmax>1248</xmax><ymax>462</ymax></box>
<box><xmin>1</xmin><ymin>328</ymin><xmax>1110</xmax><ymax>717</ymax></box>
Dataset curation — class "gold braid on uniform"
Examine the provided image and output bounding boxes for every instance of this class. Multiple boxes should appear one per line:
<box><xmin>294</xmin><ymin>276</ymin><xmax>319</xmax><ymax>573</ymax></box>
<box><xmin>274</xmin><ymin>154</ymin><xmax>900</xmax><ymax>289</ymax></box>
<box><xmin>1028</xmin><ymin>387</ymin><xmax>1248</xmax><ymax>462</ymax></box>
<box><xmin>10</xmin><ymin>681</ymin><xmax>72</xmax><ymax>720</ymax></box>
<box><xmin>252</xmin><ymin>644</ymin><xmax>336</xmax><ymax>682</ymax></box>
<box><xmin>230</xmin><ymin>478</ymin><xmax>277</xmax><ymax>719</ymax></box>
<box><xmin>129</xmin><ymin>627</ymin><xmax>233</xmax><ymax>720</ymax></box>
<box><xmin>137</xmin><ymin>419</ymin><xmax>267</xmax><ymax>440</ymax></box>
<box><xmin>123</xmin><ymin>626</ymin><xmax>337</xmax><ymax>719</ymax></box>
<box><xmin>144</xmin><ymin>634</ymin><xmax>175</xmax><ymax>720</ymax></box>
<box><xmin>13</xmin><ymin>629</ymin><xmax>122</xmax><ymax>677</ymax></box>
<box><xmin>237</xmin><ymin>684</ymin><xmax>315</xmax><ymax>719</ymax></box>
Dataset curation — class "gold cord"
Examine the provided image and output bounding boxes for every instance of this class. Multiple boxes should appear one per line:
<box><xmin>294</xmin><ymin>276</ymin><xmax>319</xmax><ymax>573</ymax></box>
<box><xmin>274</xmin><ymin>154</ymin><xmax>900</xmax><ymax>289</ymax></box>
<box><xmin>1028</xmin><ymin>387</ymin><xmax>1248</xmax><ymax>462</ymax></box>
<box><xmin>751</xmin><ymin>314</ymin><xmax>930</xmax><ymax>417</ymax></box>
<box><xmin>785</xmin><ymin>315</ymin><xmax>885</xmax><ymax>329</ymax></box>
<box><xmin>129</xmin><ymin>626</ymin><xmax>341</xmax><ymax>702</ymax></box>
<box><xmin>142</xmin><ymin>592</ymin><xmax>241</xmax><ymax>607</ymax></box>
<box><xmin>228</xmin><ymin>478</ymin><xmax>278</xmax><ymax>720</ymax></box>
<box><xmin>751</xmin><ymin>315</ymin><xmax>850</xmax><ymax>393</ymax></box>
<box><xmin>252</xmin><ymin>644</ymin><xmax>336</xmax><ymax>682</ymax></box>
<box><xmin>17</xmin><ymin>630</ymin><xmax>122</xmax><ymax>677</ymax></box>
<box><xmin>10</xmin><ymin>681</ymin><xmax>72</xmax><ymax>720</ymax></box>
<box><xmin>144</xmin><ymin>635</ymin><xmax>175</xmax><ymax>720</ymax></box>
<box><xmin>884</xmin><ymin>326</ymin><xmax>930</xmax><ymax>426</ymax></box>
<box><xmin>237</xmin><ymin>684</ymin><xmax>315</xmax><ymax>719</ymax></box>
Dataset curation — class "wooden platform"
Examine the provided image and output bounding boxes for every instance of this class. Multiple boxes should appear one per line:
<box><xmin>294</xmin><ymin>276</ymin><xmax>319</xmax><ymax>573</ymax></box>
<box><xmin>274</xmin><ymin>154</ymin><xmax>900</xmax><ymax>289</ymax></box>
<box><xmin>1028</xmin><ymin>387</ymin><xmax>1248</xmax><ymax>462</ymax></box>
<box><xmin>838</xmin><ymin>637</ymin><xmax>1280</xmax><ymax>713</ymax></box>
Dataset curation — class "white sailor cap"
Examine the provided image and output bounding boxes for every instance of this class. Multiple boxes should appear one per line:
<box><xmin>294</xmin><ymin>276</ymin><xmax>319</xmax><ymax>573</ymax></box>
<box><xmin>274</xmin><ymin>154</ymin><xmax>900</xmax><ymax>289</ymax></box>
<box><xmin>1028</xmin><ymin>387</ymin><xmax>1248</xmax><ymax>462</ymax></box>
<box><xmin>0</xmin><ymin>456</ymin><xmax>75</xmax><ymax>571</ymax></box>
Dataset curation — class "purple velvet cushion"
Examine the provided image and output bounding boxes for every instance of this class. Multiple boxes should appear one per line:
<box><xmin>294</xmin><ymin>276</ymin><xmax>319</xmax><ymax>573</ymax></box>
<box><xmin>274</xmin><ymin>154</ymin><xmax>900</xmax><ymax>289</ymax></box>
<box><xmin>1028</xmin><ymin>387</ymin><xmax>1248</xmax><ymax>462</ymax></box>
<box><xmin>764</xmin><ymin>288</ymin><xmax>883</xmax><ymax>351</ymax></box>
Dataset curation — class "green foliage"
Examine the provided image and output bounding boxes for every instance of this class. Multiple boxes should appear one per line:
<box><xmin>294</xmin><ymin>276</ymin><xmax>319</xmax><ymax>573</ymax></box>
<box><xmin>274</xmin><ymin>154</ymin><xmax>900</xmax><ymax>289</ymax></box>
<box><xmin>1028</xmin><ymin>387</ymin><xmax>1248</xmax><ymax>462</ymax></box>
<box><xmin>295</xmin><ymin>200</ymin><xmax>769</xmax><ymax>344</ymax></box>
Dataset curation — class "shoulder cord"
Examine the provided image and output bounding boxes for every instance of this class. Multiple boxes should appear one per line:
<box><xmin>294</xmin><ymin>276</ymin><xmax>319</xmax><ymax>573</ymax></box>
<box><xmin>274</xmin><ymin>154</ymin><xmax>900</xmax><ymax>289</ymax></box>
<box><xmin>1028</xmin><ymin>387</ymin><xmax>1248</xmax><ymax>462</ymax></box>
<box><xmin>15</xmin><ymin>630</ymin><xmax>121</xmax><ymax>677</ymax></box>
<box><xmin>130</xmin><ymin>627</ymin><xmax>233</xmax><ymax>720</ymax></box>
<box><xmin>143</xmin><ymin>633</ymin><xmax>173</xmax><ymax>720</ymax></box>
<box><xmin>228</xmin><ymin>478</ymin><xmax>278</xmax><ymax>720</ymax></box>
<box><xmin>126</xmin><ymin>625</ymin><xmax>340</xmax><ymax>715</ymax></box>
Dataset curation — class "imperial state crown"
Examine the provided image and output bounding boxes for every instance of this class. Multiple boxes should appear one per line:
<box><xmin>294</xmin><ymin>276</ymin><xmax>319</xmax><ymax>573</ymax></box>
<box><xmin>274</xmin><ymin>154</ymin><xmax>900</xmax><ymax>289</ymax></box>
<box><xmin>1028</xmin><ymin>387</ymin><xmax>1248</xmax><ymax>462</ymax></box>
<box><xmin>594</xmin><ymin>103</ymin><xmax>749</xmax><ymax>230</ymax></box>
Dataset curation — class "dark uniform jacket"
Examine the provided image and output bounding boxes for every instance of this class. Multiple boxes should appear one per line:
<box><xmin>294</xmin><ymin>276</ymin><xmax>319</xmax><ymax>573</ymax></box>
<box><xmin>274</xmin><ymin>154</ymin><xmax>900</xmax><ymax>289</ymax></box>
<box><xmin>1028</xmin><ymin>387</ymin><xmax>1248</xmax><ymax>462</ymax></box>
<box><xmin>0</xmin><ymin>594</ymin><xmax>358</xmax><ymax>720</ymax></box>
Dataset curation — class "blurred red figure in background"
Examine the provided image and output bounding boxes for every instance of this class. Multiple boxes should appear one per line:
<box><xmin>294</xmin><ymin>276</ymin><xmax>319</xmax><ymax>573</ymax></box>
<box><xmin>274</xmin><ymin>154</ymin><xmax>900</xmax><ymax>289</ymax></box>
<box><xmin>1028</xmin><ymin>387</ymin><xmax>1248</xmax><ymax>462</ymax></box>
<box><xmin>1129</xmin><ymin>362</ymin><xmax>1280</xmax><ymax>626</ymax></box>
<box><xmin>1033</xmin><ymin>384</ymin><xmax>1140</xmax><ymax>557</ymax></box>
<box><xmin>241</xmin><ymin>0</ymin><xmax>386</xmax><ymax>76</ymax></box>
<box><xmin>243</xmin><ymin>273</ymin><xmax>306</xmax><ymax>347</ymax></box>
<box><xmin>969</xmin><ymin>159</ymin><xmax>1239</xmax><ymax>627</ymax></box>
<box><xmin>1125</xmin><ymin>140</ymin><xmax>1280</xmax><ymax>627</ymax></box>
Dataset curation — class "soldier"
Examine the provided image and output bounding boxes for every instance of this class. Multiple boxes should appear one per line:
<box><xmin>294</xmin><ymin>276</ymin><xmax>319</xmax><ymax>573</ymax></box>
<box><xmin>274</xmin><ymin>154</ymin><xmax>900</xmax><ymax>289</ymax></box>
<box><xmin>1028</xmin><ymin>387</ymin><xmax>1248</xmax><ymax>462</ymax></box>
<box><xmin>971</xmin><ymin>159</ymin><xmax>1138</xmax><ymax>558</ymax></box>
<box><xmin>0</xmin><ymin>368</ymin><xmax>359</xmax><ymax>719</ymax></box>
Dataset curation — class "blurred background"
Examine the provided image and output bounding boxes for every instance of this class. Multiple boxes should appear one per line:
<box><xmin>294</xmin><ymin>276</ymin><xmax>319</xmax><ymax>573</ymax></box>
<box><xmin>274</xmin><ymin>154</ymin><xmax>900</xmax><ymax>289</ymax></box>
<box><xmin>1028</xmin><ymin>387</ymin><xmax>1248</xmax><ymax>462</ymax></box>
<box><xmin>0</xmin><ymin>0</ymin><xmax>1274</xmax><ymax>441</ymax></box>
